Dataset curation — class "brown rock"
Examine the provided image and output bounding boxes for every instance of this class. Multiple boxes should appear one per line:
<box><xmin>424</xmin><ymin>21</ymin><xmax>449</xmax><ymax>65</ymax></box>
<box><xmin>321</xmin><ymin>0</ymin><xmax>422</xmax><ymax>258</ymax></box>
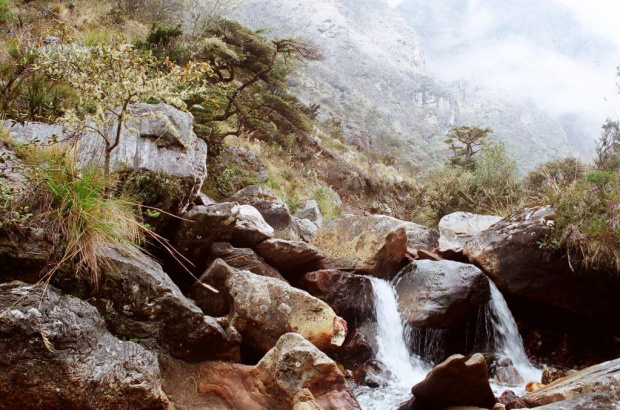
<box><xmin>255</xmin><ymin>238</ymin><xmax>325</xmax><ymax>275</ymax></box>
<box><xmin>526</xmin><ymin>382</ymin><xmax>546</xmax><ymax>393</ymax></box>
<box><xmin>226</xmin><ymin>266</ymin><xmax>347</xmax><ymax>353</ymax></box>
<box><xmin>311</xmin><ymin>215</ymin><xmax>409</xmax><ymax>279</ymax></box>
<box><xmin>210</xmin><ymin>242</ymin><xmax>284</xmax><ymax>281</ymax></box>
<box><xmin>498</xmin><ymin>390</ymin><xmax>527</xmax><ymax>410</ymax></box>
<box><xmin>406</xmin><ymin>354</ymin><xmax>496</xmax><ymax>410</ymax></box>
<box><xmin>403</xmin><ymin>221</ymin><xmax>440</xmax><ymax>253</ymax></box>
<box><xmin>353</xmin><ymin>360</ymin><xmax>389</xmax><ymax>388</ymax></box>
<box><xmin>541</xmin><ymin>366</ymin><xmax>570</xmax><ymax>385</ymax></box>
<box><xmin>163</xmin><ymin>333</ymin><xmax>361</xmax><ymax>409</ymax></box>
<box><xmin>519</xmin><ymin>359</ymin><xmax>620</xmax><ymax>408</ymax></box>
<box><xmin>231</xmin><ymin>204</ymin><xmax>275</xmax><ymax>247</ymax></box>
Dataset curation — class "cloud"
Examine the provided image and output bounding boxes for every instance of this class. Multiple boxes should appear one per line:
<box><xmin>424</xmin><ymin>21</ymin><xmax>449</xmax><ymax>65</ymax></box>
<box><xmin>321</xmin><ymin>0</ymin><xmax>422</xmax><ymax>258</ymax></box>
<box><xmin>403</xmin><ymin>0</ymin><xmax>620</xmax><ymax>128</ymax></box>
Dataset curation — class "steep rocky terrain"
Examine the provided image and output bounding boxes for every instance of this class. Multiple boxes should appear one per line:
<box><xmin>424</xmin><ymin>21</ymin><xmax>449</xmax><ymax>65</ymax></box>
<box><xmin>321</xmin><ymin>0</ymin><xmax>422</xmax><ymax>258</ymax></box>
<box><xmin>232</xmin><ymin>0</ymin><xmax>600</xmax><ymax>170</ymax></box>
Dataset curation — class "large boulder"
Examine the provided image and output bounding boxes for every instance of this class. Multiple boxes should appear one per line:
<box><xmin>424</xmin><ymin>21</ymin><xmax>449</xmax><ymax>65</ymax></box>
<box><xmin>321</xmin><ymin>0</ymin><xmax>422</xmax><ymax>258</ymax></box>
<box><xmin>225</xmin><ymin>265</ymin><xmax>347</xmax><ymax>353</ymax></box>
<box><xmin>0</xmin><ymin>228</ymin><xmax>52</xmax><ymax>280</ymax></box>
<box><xmin>0</xmin><ymin>281</ymin><xmax>168</xmax><ymax>409</ymax></box>
<box><xmin>299</xmin><ymin>269</ymin><xmax>374</xmax><ymax>330</ymax></box>
<box><xmin>298</xmin><ymin>269</ymin><xmax>376</xmax><ymax>370</ymax></box>
<box><xmin>232</xmin><ymin>204</ymin><xmax>275</xmax><ymax>247</ymax></box>
<box><xmin>311</xmin><ymin>215</ymin><xmax>409</xmax><ymax>279</ymax></box>
<box><xmin>296</xmin><ymin>199</ymin><xmax>323</xmax><ymax>228</ymax></box>
<box><xmin>402</xmin><ymin>221</ymin><xmax>440</xmax><ymax>254</ymax></box>
<box><xmin>394</xmin><ymin>260</ymin><xmax>490</xmax><ymax>328</ymax></box>
<box><xmin>464</xmin><ymin>206</ymin><xmax>616</xmax><ymax>318</ymax></box>
<box><xmin>163</xmin><ymin>333</ymin><xmax>361</xmax><ymax>409</ymax></box>
<box><xmin>519</xmin><ymin>358</ymin><xmax>620</xmax><ymax>408</ymax></box>
<box><xmin>438</xmin><ymin>212</ymin><xmax>501</xmax><ymax>257</ymax></box>
<box><xmin>229</xmin><ymin>185</ymin><xmax>301</xmax><ymax>240</ymax></box>
<box><xmin>402</xmin><ymin>353</ymin><xmax>496</xmax><ymax>410</ymax></box>
<box><xmin>92</xmin><ymin>249</ymin><xmax>241</xmax><ymax>362</ymax></box>
<box><xmin>172</xmin><ymin>202</ymin><xmax>240</xmax><ymax>271</ymax></box>
<box><xmin>7</xmin><ymin>103</ymin><xmax>208</xmax><ymax>211</ymax></box>
<box><xmin>255</xmin><ymin>238</ymin><xmax>325</xmax><ymax>276</ymax></box>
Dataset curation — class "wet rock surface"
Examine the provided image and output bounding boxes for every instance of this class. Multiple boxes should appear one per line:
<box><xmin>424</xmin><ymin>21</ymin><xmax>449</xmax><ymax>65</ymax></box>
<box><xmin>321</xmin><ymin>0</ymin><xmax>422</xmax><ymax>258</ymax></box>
<box><xmin>401</xmin><ymin>353</ymin><xmax>496</xmax><ymax>410</ymax></box>
<box><xmin>394</xmin><ymin>260</ymin><xmax>490</xmax><ymax>328</ymax></box>
<box><xmin>0</xmin><ymin>282</ymin><xmax>168</xmax><ymax>409</ymax></box>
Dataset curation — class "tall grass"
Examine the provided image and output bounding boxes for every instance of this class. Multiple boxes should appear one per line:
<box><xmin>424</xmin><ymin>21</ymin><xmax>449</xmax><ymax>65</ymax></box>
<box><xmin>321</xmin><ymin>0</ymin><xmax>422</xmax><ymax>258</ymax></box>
<box><xmin>18</xmin><ymin>147</ymin><xmax>144</xmax><ymax>286</ymax></box>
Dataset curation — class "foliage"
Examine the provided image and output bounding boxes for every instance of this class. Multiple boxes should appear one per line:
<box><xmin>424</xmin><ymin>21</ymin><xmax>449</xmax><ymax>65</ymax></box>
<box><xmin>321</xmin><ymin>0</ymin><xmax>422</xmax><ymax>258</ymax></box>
<box><xmin>15</xmin><ymin>147</ymin><xmax>144</xmax><ymax>286</ymax></box>
<box><xmin>416</xmin><ymin>142</ymin><xmax>522</xmax><ymax>224</ymax></box>
<box><xmin>595</xmin><ymin>119</ymin><xmax>620</xmax><ymax>171</ymax></box>
<box><xmin>547</xmin><ymin>170</ymin><xmax>620</xmax><ymax>276</ymax></box>
<box><xmin>525</xmin><ymin>157</ymin><xmax>587</xmax><ymax>201</ymax></box>
<box><xmin>314</xmin><ymin>186</ymin><xmax>342</xmax><ymax>222</ymax></box>
<box><xmin>0</xmin><ymin>42</ymin><xmax>76</xmax><ymax>122</ymax></box>
<box><xmin>0</xmin><ymin>0</ymin><xmax>15</xmax><ymax>26</ymax></box>
<box><xmin>445</xmin><ymin>125</ymin><xmax>492</xmax><ymax>169</ymax></box>
<box><xmin>36</xmin><ymin>43</ymin><xmax>219</xmax><ymax>172</ymax></box>
<box><xmin>135</xmin><ymin>23</ymin><xmax>190</xmax><ymax>64</ymax></box>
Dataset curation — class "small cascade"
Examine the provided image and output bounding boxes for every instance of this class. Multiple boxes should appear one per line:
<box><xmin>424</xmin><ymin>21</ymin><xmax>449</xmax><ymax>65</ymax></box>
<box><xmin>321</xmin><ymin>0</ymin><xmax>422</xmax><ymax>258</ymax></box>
<box><xmin>354</xmin><ymin>277</ymin><xmax>428</xmax><ymax>409</ymax></box>
<box><xmin>487</xmin><ymin>280</ymin><xmax>542</xmax><ymax>384</ymax></box>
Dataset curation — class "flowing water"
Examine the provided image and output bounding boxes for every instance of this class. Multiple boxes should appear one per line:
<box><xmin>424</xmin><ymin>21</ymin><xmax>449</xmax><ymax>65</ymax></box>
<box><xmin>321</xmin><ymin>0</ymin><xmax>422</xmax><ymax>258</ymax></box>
<box><xmin>487</xmin><ymin>281</ymin><xmax>542</xmax><ymax>388</ymax></box>
<box><xmin>353</xmin><ymin>277</ymin><xmax>428</xmax><ymax>409</ymax></box>
<box><xmin>353</xmin><ymin>277</ymin><xmax>542</xmax><ymax>409</ymax></box>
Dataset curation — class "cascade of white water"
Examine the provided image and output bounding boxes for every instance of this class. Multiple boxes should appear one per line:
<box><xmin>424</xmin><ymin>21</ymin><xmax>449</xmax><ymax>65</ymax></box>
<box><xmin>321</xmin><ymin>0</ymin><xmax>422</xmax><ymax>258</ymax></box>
<box><xmin>487</xmin><ymin>280</ymin><xmax>542</xmax><ymax>383</ymax></box>
<box><xmin>354</xmin><ymin>277</ymin><xmax>428</xmax><ymax>409</ymax></box>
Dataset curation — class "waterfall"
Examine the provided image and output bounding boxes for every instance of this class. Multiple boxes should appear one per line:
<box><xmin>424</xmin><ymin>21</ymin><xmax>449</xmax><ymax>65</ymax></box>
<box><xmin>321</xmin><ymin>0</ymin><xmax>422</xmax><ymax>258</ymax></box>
<box><xmin>487</xmin><ymin>280</ymin><xmax>541</xmax><ymax>383</ymax></box>
<box><xmin>354</xmin><ymin>278</ymin><xmax>428</xmax><ymax>409</ymax></box>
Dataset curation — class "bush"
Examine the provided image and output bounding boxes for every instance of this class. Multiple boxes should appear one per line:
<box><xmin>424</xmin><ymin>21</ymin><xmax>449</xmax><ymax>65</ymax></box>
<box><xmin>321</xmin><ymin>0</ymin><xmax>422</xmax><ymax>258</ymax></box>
<box><xmin>16</xmin><ymin>147</ymin><xmax>144</xmax><ymax>286</ymax></box>
<box><xmin>547</xmin><ymin>170</ymin><xmax>620</xmax><ymax>276</ymax></box>
<box><xmin>525</xmin><ymin>157</ymin><xmax>586</xmax><ymax>201</ymax></box>
<box><xmin>314</xmin><ymin>186</ymin><xmax>342</xmax><ymax>222</ymax></box>
<box><xmin>416</xmin><ymin>142</ymin><xmax>522</xmax><ymax>224</ymax></box>
<box><xmin>0</xmin><ymin>0</ymin><xmax>15</xmax><ymax>26</ymax></box>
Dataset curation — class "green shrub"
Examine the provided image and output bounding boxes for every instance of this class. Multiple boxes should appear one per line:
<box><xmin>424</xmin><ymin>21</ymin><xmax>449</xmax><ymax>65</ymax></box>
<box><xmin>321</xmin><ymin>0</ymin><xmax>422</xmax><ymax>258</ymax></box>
<box><xmin>547</xmin><ymin>170</ymin><xmax>620</xmax><ymax>275</ymax></box>
<box><xmin>525</xmin><ymin>157</ymin><xmax>587</xmax><ymax>201</ymax></box>
<box><xmin>17</xmin><ymin>147</ymin><xmax>144</xmax><ymax>286</ymax></box>
<box><xmin>0</xmin><ymin>0</ymin><xmax>15</xmax><ymax>26</ymax></box>
<box><xmin>314</xmin><ymin>186</ymin><xmax>342</xmax><ymax>222</ymax></box>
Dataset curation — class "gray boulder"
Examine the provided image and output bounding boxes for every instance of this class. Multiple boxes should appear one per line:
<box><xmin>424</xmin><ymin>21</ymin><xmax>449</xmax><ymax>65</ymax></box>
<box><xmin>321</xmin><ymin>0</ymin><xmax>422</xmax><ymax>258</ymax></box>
<box><xmin>7</xmin><ymin>103</ymin><xmax>208</xmax><ymax>211</ymax></box>
<box><xmin>439</xmin><ymin>212</ymin><xmax>501</xmax><ymax>256</ymax></box>
<box><xmin>229</xmin><ymin>185</ymin><xmax>301</xmax><ymax>240</ymax></box>
<box><xmin>232</xmin><ymin>204</ymin><xmax>275</xmax><ymax>247</ymax></box>
<box><xmin>296</xmin><ymin>199</ymin><xmax>323</xmax><ymax>228</ymax></box>
<box><xmin>294</xmin><ymin>216</ymin><xmax>320</xmax><ymax>242</ymax></box>
<box><xmin>520</xmin><ymin>358</ymin><xmax>620</xmax><ymax>408</ymax></box>
<box><xmin>403</xmin><ymin>221</ymin><xmax>440</xmax><ymax>253</ymax></box>
<box><xmin>224</xmin><ymin>265</ymin><xmax>347</xmax><ymax>353</ymax></box>
<box><xmin>93</xmin><ymin>249</ymin><xmax>241</xmax><ymax>362</ymax></box>
<box><xmin>311</xmin><ymin>214</ymin><xmax>409</xmax><ymax>279</ymax></box>
<box><xmin>464</xmin><ymin>206</ymin><xmax>616</xmax><ymax>318</ymax></box>
<box><xmin>394</xmin><ymin>260</ymin><xmax>490</xmax><ymax>328</ymax></box>
<box><xmin>0</xmin><ymin>281</ymin><xmax>168</xmax><ymax>409</ymax></box>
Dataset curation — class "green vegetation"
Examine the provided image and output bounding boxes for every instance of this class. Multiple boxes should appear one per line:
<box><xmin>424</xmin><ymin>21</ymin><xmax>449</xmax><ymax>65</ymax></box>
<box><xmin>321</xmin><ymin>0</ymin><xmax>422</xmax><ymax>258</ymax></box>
<box><xmin>14</xmin><ymin>147</ymin><xmax>144</xmax><ymax>287</ymax></box>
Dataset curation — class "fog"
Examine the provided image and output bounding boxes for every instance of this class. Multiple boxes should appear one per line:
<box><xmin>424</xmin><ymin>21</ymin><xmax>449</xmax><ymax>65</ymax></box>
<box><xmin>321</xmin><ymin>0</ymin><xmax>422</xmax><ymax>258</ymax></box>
<box><xmin>391</xmin><ymin>0</ymin><xmax>620</xmax><ymax>138</ymax></box>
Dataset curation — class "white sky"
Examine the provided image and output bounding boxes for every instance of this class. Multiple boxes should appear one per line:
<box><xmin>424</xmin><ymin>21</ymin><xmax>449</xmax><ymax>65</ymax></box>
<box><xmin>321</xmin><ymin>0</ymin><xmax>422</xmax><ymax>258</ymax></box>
<box><xmin>389</xmin><ymin>0</ymin><xmax>620</xmax><ymax>130</ymax></box>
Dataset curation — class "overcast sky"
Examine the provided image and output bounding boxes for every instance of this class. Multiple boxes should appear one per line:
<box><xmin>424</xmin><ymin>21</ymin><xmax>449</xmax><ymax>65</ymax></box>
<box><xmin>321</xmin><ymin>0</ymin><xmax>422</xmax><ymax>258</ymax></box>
<box><xmin>389</xmin><ymin>0</ymin><xmax>620</xmax><ymax>133</ymax></box>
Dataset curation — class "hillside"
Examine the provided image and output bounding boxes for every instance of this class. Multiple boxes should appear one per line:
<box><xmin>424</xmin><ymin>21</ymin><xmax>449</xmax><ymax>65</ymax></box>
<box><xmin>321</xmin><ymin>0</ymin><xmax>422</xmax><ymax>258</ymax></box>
<box><xmin>232</xmin><ymin>0</ymin><xmax>600</xmax><ymax>170</ymax></box>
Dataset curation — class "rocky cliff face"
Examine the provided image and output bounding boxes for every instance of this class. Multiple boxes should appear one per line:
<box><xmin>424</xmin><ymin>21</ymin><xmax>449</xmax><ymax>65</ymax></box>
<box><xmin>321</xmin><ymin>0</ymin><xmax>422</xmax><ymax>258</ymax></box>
<box><xmin>232</xmin><ymin>0</ymin><xmax>598</xmax><ymax>170</ymax></box>
<box><xmin>232</xmin><ymin>0</ymin><xmax>459</xmax><ymax>164</ymax></box>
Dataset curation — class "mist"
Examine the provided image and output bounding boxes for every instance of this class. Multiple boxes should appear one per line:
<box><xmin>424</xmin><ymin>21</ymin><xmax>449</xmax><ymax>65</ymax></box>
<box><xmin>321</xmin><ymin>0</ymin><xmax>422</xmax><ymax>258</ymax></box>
<box><xmin>394</xmin><ymin>0</ymin><xmax>620</xmax><ymax>142</ymax></box>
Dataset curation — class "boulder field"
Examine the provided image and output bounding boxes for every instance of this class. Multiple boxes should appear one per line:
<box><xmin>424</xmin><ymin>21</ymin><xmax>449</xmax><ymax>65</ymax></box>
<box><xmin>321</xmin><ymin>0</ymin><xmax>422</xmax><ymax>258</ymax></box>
<box><xmin>1</xmin><ymin>104</ymin><xmax>618</xmax><ymax>409</ymax></box>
